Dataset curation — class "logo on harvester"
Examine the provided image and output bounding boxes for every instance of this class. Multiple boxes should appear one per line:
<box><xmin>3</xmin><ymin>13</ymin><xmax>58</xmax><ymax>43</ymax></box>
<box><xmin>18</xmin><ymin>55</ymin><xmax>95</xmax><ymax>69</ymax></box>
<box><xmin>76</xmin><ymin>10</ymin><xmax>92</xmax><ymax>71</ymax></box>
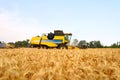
<box><xmin>33</xmin><ymin>40</ymin><xmax>40</xmax><ymax>43</ymax></box>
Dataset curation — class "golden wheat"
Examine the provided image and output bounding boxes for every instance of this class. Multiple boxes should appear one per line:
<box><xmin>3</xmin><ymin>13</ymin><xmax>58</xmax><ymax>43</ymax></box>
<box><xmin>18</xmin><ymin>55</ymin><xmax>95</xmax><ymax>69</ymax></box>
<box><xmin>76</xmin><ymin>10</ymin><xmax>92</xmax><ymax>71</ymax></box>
<box><xmin>0</xmin><ymin>48</ymin><xmax>120</xmax><ymax>80</ymax></box>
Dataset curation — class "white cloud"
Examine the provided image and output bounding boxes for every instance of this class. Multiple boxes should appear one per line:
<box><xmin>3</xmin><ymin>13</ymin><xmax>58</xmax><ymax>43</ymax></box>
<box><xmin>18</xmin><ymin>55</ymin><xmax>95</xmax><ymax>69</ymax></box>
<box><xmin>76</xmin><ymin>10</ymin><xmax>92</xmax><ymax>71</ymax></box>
<box><xmin>0</xmin><ymin>8</ymin><xmax>48</xmax><ymax>42</ymax></box>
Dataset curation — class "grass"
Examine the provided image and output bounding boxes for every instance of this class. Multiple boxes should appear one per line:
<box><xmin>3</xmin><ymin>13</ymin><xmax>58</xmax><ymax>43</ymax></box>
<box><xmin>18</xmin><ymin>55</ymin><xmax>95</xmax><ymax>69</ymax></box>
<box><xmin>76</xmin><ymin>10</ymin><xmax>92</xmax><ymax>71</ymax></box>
<box><xmin>0</xmin><ymin>48</ymin><xmax>120</xmax><ymax>80</ymax></box>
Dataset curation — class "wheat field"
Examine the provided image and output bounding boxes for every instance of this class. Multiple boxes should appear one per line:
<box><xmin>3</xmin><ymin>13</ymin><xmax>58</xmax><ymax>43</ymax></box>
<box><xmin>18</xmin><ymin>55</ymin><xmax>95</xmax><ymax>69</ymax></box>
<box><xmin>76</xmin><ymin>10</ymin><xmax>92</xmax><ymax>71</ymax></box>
<box><xmin>0</xmin><ymin>48</ymin><xmax>120</xmax><ymax>80</ymax></box>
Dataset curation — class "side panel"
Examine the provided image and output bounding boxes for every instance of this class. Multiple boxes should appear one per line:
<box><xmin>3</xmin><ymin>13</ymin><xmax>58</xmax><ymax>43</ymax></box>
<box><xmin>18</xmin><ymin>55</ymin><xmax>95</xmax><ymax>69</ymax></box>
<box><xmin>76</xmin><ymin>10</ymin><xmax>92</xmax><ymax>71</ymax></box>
<box><xmin>30</xmin><ymin>36</ymin><xmax>66</xmax><ymax>47</ymax></box>
<box><xmin>30</xmin><ymin>37</ymin><xmax>40</xmax><ymax>45</ymax></box>
<box><xmin>41</xmin><ymin>40</ymin><xmax>62</xmax><ymax>47</ymax></box>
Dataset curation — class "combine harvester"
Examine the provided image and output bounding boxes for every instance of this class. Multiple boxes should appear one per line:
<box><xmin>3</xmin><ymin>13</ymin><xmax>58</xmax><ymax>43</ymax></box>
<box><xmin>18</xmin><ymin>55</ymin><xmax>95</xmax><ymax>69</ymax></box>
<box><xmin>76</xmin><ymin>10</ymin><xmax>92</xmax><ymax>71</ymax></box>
<box><xmin>30</xmin><ymin>30</ymin><xmax>88</xmax><ymax>49</ymax></box>
<box><xmin>30</xmin><ymin>30</ymin><xmax>72</xmax><ymax>49</ymax></box>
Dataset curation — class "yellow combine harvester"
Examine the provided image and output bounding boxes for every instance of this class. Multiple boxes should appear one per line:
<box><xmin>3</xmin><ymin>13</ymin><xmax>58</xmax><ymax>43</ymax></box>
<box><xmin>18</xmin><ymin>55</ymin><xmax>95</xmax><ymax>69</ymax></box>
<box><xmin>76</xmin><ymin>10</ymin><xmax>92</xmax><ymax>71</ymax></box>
<box><xmin>0</xmin><ymin>42</ymin><xmax>15</xmax><ymax>48</ymax></box>
<box><xmin>30</xmin><ymin>30</ymin><xmax>72</xmax><ymax>49</ymax></box>
<box><xmin>6</xmin><ymin>43</ymin><xmax>15</xmax><ymax>48</ymax></box>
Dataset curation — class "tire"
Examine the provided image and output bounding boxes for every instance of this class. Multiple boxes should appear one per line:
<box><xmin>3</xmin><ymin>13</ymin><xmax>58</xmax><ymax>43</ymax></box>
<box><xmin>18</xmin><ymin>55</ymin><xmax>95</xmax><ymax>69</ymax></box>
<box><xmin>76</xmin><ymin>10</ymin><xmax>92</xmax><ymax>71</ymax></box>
<box><xmin>38</xmin><ymin>45</ymin><xmax>48</xmax><ymax>49</ymax></box>
<box><xmin>58</xmin><ymin>44</ymin><xmax>68</xmax><ymax>49</ymax></box>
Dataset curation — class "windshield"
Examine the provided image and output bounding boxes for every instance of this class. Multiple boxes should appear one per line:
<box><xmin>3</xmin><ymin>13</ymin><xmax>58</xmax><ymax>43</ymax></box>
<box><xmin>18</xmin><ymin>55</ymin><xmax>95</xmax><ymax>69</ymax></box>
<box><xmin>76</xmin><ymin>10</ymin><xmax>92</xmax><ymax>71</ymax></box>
<box><xmin>64</xmin><ymin>34</ymin><xmax>72</xmax><ymax>42</ymax></box>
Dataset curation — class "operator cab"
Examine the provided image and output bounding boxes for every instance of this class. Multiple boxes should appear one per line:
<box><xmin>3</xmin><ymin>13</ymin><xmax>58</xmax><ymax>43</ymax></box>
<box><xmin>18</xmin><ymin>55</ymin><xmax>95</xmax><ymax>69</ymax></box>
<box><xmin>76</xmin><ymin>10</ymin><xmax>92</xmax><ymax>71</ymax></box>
<box><xmin>54</xmin><ymin>30</ymin><xmax>72</xmax><ymax>41</ymax></box>
<box><xmin>64</xmin><ymin>33</ymin><xmax>72</xmax><ymax>42</ymax></box>
<box><xmin>54</xmin><ymin>30</ymin><xmax>64</xmax><ymax>36</ymax></box>
<box><xmin>47</xmin><ymin>30</ymin><xmax>72</xmax><ymax>43</ymax></box>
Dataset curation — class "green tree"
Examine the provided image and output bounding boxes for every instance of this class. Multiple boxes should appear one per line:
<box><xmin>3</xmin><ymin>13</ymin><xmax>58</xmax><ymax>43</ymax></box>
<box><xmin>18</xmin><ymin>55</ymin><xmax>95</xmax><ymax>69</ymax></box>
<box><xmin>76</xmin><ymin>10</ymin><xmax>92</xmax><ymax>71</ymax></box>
<box><xmin>89</xmin><ymin>41</ymin><xmax>103</xmax><ymax>48</ymax></box>
<box><xmin>78</xmin><ymin>40</ymin><xmax>87</xmax><ymax>49</ymax></box>
<box><xmin>15</xmin><ymin>39</ymin><xmax>30</xmax><ymax>48</ymax></box>
<box><xmin>110</xmin><ymin>42</ymin><xmax>120</xmax><ymax>48</ymax></box>
<box><xmin>89</xmin><ymin>41</ymin><xmax>95</xmax><ymax>48</ymax></box>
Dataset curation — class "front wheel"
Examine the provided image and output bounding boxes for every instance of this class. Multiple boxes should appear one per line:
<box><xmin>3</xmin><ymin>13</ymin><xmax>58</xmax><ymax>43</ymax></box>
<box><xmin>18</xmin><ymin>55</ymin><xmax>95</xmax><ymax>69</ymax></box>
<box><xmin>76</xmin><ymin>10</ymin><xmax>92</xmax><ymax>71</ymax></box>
<box><xmin>58</xmin><ymin>44</ymin><xmax>68</xmax><ymax>49</ymax></box>
<box><xmin>38</xmin><ymin>45</ymin><xmax>48</xmax><ymax>49</ymax></box>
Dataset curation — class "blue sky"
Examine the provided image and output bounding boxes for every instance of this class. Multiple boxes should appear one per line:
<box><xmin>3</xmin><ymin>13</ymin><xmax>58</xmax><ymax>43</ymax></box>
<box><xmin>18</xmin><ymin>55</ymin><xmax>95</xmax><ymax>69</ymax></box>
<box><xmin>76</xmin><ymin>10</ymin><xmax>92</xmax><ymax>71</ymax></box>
<box><xmin>0</xmin><ymin>0</ymin><xmax>120</xmax><ymax>45</ymax></box>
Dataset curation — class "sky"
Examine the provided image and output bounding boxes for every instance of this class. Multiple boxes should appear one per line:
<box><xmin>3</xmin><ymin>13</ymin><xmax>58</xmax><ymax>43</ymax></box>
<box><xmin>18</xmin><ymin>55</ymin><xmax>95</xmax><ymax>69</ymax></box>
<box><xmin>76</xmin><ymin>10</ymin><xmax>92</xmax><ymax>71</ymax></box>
<box><xmin>0</xmin><ymin>0</ymin><xmax>120</xmax><ymax>46</ymax></box>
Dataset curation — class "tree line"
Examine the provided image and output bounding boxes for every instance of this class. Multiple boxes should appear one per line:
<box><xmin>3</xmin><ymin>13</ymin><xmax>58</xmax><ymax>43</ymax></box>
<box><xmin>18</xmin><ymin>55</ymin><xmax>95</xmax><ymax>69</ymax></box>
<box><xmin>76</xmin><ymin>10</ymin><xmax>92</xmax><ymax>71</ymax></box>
<box><xmin>14</xmin><ymin>39</ymin><xmax>30</xmax><ymax>48</ymax></box>
<box><xmin>71</xmin><ymin>39</ymin><xmax>120</xmax><ymax>48</ymax></box>
<box><xmin>1</xmin><ymin>39</ymin><xmax>119</xmax><ymax>48</ymax></box>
